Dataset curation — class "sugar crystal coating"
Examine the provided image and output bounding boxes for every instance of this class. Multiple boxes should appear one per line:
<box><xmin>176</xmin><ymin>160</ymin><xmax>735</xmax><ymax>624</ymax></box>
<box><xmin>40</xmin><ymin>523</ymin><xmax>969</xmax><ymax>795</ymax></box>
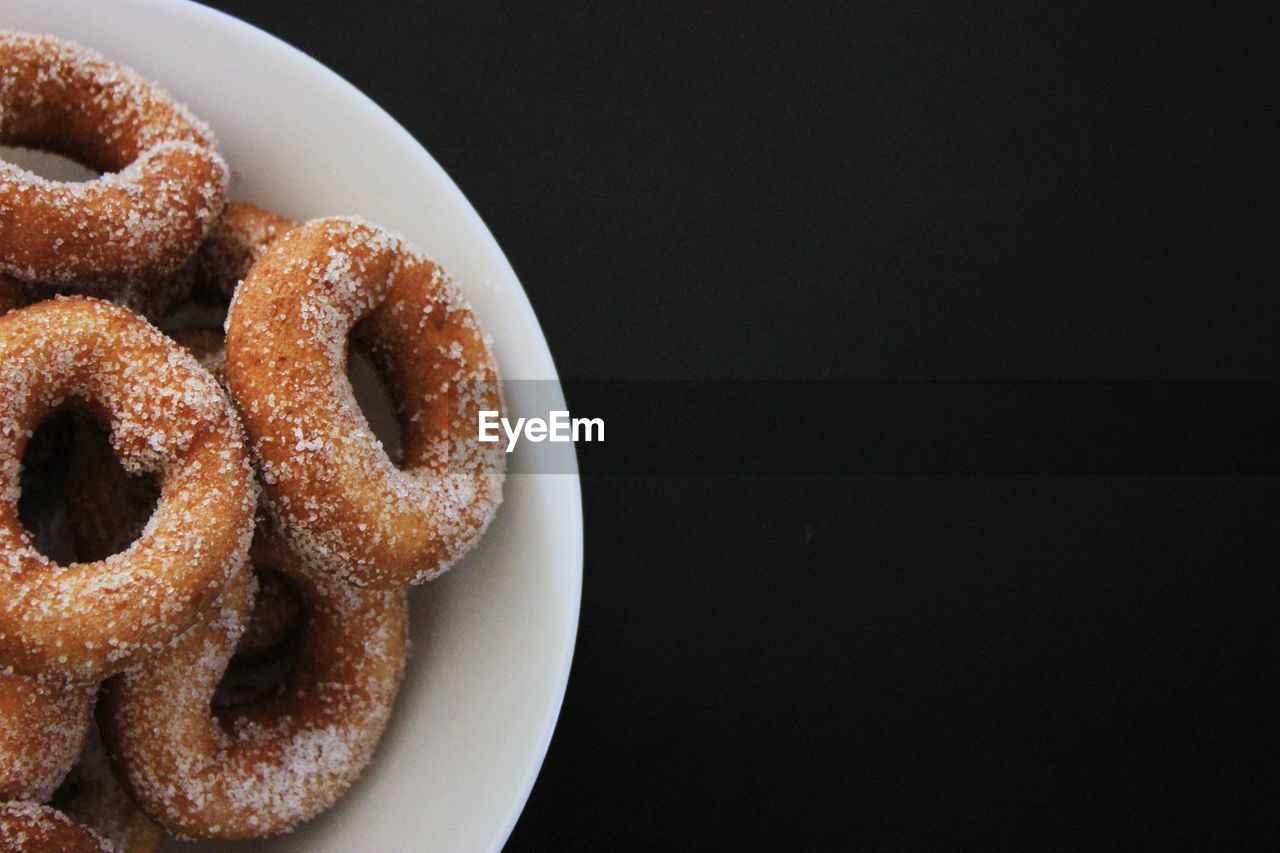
<box><xmin>0</xmin><ymin>297</ymin><xmax>255</xmax><ymax>681</ymax></box>
<box><xmin>226</xmin><ymin>217</ymin><xmax>505</xmax><ymax>588</ymax></box>
<box><xmin>100</xmin><ymin>532</ymin><xmax>407</xmax><ymax>840</ymax></box>
<box><xmin>0</xmin><ymin>32</ymin><xmax>228</xmax><ymax>285</ymax></box>
<box><xmin>0</xmin><ymin>801</ymin><xmax>111</xmax><ymax>852</ymax></box>
<box><xmin>0</xmin><ymin>667</ymin><xmax>95</xmax><ymax>801</ymax></box>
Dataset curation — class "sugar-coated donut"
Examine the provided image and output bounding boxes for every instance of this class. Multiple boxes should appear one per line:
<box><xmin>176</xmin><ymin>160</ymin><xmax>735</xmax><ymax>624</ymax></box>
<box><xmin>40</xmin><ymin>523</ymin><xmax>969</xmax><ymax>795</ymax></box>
<box><xmin>227</xmin><ymin>217</ymin><xmax>505</xmax><ymax>587</ymax></box>
<box><xmin>55</xmin><ymin>725</ymin><xmax>164</xmax><ymax>853</ymax></box>
<box><xmin>0</xmin><ymin>669</ymin><xmax>95</xmax><ymax>801</ymax></box>
<box><xmin>0</xmin><ymin>32</ymin><xmax>228</xmax><ymax>285</ymax></box>
<box><xmin>0</xmin><ymin>298</ymin><xmax>255</xmax><ymax>681</ymax></box>
<box><xmin>99</xmin><ymin>531</ymin><xmax>407</xmax><ymax>839</ymax></box>
<box><xmin>67</xmin><ymin>327</ymin><xmax>299</xmax><ymax>661</ymax></box>
<box><xmin>0</xmin><ymin>802</ymin><xmax>110</xmax><ymax>852</ymax></box>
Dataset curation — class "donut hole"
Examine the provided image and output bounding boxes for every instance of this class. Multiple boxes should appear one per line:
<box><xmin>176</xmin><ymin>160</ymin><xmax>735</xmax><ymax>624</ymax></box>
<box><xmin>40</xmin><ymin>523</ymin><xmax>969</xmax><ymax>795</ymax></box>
<box><xmin>0</xmin><ymin>145</ymin><xmax>99</xmax><ymax>182</ymax></box>
<box><xmin>17</xmin><ymin>414</ymin><xmax>160</xmax><ymax>564</ymax></box>
<box><xmin>212</xmin><ymin>649</ymin><xmax>295</xmax><ymax>709</ymax></box>
<box><xmin>71</xmin><ymin>421</ymin><xmax>161</xmax><ymax>563</ymax></box>
<box><xmin>16</xmin><ymin>412</ymin><xmax>80</xmax><ymax>565</ymax></box>
<box><xmin>212</xmin><ymin>567</ymin><xmax>304</xmax><ymax>709</ymax></box>
<box><xmin>347</xmin><ymin>345</ymin><xmax>403</xmax><ymax>465</ymax></box>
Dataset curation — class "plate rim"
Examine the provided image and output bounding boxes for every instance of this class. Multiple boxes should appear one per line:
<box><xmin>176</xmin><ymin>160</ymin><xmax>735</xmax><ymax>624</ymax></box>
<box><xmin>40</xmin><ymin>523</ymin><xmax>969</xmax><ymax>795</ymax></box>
<box><xmin>1</xmin><ymin>1</ymin><xmax>584</xmax><ymax>848</ymax></box>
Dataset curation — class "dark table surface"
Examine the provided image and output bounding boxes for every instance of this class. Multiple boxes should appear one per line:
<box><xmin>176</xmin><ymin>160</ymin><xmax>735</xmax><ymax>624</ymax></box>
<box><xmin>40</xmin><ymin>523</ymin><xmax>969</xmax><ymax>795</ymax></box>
<box><xmin>202</xmin><ymin>3</ymin><xmax>1277</xmax><ymax>848</ymax></box>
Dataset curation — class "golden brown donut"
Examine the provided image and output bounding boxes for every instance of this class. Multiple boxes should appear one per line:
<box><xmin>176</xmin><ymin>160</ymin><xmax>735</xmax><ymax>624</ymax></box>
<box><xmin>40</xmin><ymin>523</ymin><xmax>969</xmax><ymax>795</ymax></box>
<box><xmin>66</xmin><ymin>358</ymin><xmax>300</xmax><ymax>663</ymax></box>
<box><xmin>0</xmin><ymin>32</ymin><xmax>228</xmax><ymax>285</ymax></box>
<box><xmin>0</xmin><ymin>669</ymin><xmax>95</xmax><ymax>801</ymax></box>
<box><xmin>227</xmin><ymin>217</ymin><xmax>505</xmax><ymax>587</ymax></box>
<box><xmin>0</xmin><ymin>297</ymin><xmax>255</xmax><ymax>681</ymax></box>
<box><xmin>55</xmin><ymin>725</ymin><xmax>164</xmax><ymax>853</ymax></box>
<box><xmin>0</xmin><ymin>802</ymin><xmax>110</xmax><ymax>852</ymax></box>
<box><xmin>99</xmin><ymin>531</ymin><xmax>407</xmax><ymax>839</ymax></box>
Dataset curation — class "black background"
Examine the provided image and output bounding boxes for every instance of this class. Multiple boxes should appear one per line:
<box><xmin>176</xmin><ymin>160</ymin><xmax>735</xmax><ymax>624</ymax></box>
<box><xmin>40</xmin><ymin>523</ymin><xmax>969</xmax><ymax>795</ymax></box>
<box><xmin>200</xmin><ymin>2</ymin><xmax>1278</xmax><ymax>848</ymax></box>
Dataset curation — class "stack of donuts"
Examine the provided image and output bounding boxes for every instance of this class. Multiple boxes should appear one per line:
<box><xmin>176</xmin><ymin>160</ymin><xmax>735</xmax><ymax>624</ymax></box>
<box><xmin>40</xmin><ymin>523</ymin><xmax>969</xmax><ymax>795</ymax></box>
<box><xmin>0</xmin><ymin>32</ymin><xmax>505</xmax><ymax>851</ymax></box>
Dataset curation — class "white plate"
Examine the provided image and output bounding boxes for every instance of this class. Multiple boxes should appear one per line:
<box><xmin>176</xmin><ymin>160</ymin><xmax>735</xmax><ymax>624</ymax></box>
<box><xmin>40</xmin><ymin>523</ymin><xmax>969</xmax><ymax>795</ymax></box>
<box><xmin>0</xmin><ymin>1</ymin><xmax>582</xmax><ymax>850</ymax></box>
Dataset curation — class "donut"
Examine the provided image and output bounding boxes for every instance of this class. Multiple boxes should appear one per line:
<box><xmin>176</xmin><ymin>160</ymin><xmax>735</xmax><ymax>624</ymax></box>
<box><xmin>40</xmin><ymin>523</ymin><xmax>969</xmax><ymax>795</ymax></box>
<box><xmin>0</xmin><ymin>32</ymin><xmax>228</xmax><ymax>285</ymax></box>
<box><xmin>0</xmin><ymin>669</ymin><xmax>95</xmax><ymax>801</ymax></box>
<box><xmin>54</xmin><ymin>725</ymin><xmax>164</xmax><ymax>853</ymax></box>
<box><xmin>66</xmin><ymin>328</ymin><xmax>300</xmax><ymax>661</ymax></box>
<box><xmin>0</xmin><ymin>297</ymin><xmax>255</xmax><ymax>681</ymax></box>
<box><xmin>99</xmin><ymin>531</ymin><xmax>408</xmax><ymax>839</ymax></box>
<box><xmin>192</xmin><ymin>202</ymin><xmax>294</xmax><ymax>303</ymax></box>
<box><xmin>226</xmin><ymin>217</ymin><xmax>505</xmax><ymax>587</ymax></box>
<box><xmin>0</xmin><ymin>802</ymin><xmax>110</xmax><ymax>852</ymax></box>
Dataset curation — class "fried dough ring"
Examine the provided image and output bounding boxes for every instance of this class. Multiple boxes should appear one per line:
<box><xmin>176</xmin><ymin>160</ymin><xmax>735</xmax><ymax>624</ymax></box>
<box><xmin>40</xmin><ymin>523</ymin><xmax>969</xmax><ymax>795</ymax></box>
<box><xmin>0</xmin><ymin>298</ymin><xmax>255</xmax><ymax>681</ymax></box>
<box><xmin>99</xmin><ymin>531</ymin><xmax>407</xmax><ymax>839</ymax></box>
<box><xmin>227</xmin><ymin>217</ymin><xmax>505</xmax><ymax>587</ymax></box>
<box><xmin>0</xmin><ymin>802</ymin><xmax>109</xmax><ymax>852</ymax></box>
<box><xmin>0</xmin><ymin>669</ymin><xmax>95</xmax><ymax>802</ymax></box>
<box><xmin>0</xmin><ymin>32</ymin><xmax>228</xmax><ymax>285</ymax></box>
<box><xmin>68</xmin><ymin>328</ymin><xmax>301</xmax><ymax>661</ymax></box>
